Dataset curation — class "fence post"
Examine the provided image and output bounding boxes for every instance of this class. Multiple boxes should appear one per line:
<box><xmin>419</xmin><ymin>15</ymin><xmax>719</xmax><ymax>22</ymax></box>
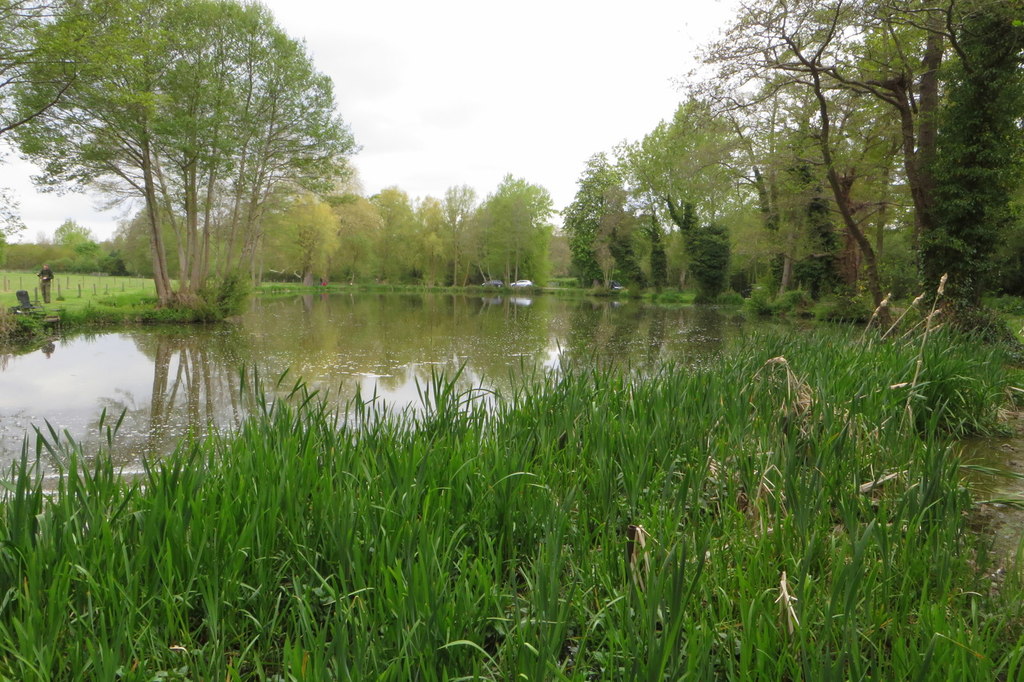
<box><xmin>78</xmin><ymin>284</ymin><xmax>82</xmax><ymax>298</ymax></box>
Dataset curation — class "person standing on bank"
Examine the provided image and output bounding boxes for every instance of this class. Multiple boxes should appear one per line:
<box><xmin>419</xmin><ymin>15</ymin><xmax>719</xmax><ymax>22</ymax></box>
<box><xmin>38</xmin><ymin>264</ymin><xmax>54</xmax><ymax>303</ymax></box>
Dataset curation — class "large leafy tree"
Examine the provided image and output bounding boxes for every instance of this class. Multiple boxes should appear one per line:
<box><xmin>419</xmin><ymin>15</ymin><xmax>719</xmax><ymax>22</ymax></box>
<box><xmin>264</xmin><ymin>193</ymin><xmax>337</xmax><ymax>286</ymax></box>
<box><xmin>477</xmin><ymin>174</ymin><xmax>554</xmax><ymax>284</ymax></box>
<box><xmin>440</xmin><ymin>185</ymin><xmax>477</xmax><ymax>286</ymax></box>
<box><xmin>371</xmin><ymin>187</ymin><xmax>418</xmax><ymax>283</ymax></box>
<box><xmin>621</xmin><ymin>99</ymin><xmax>739</xmax><ymax>296</ymax></box>
<box><xmin>15</xmin><ymin>0</ymin><xmax>354</xmax><ymax>305</ymax></box>
<box><xmin>925</xmin><ymin>2</ymin><xmax>1024</xmax><ymax>310</ymax></box>
<box><xmin>563</xmin><ymin>153</ymin><xmax>622</xmax><ymax>286</ymax></box>
<box><xmin>331</xmin><ymin>194</ymin><xmax>381</xmax><ymax>284</ymax></box>
<box><xmin>1</xmin><ymin>0</ymin><xmax>78</xmax><ymax>137</ymax></box>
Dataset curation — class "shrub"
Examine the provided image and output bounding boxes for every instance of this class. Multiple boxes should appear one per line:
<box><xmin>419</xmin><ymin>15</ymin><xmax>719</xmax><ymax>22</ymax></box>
<box><xmin>716</xmin><ymin>290</ymin><xmax>745</xmax><ymax>306</ymax></box>
<box><xmin>816</xmin><ymin>292</ymin><xmax>874</xmax><ymax>323</ymax></box>
<box><xmin>772</xmin><ymin>289</ymin><xmax>813</xmax><ymax>316</ymax></box>
<box><xmin>746</xmin><ymin>285</ymin><xmax>773</xmax><ymax>316</ymax></box>
<box><xmin>197</xmin><ymin>272</ymin><xmax>251</xmax><ymax>320</ymax></box>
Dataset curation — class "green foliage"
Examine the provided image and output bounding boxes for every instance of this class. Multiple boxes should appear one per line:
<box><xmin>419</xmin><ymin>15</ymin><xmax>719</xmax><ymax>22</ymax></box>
<box><xmin>563</xmin><ymin>155</ymin><xmax>647</xmax><ymax>288</ymax></box>
<box><xmin>0</xmin><ymin>332</ymin><xmax>1020</xmax><ymax>678</ymax></box>
<box><xmin>563</xmin><ymin>154</ymin><xmax>614</xmax><ymax>284</ymax></box>
<box><xmin>745</xmin><ymin>286</ymin><xmax>813</xmax><ymax>316</ymax></box>
<box><xmin>816</xmin><ymin>292</ymin><xmax>874</xmax><ymax>324</ymax></box>
<box><xmin>925</xmin><ymin>5</ymin><xmax>1024</xmax><ymax>307</ymax></box>
<box><xmin>478</xmin><ymin>174</ymin><xmax>554</xmax><ymax>283</ymax></box>
<box><xmin>746</xmin><ymin>284</ymin><xmax>774</xmax><ymax>316</ymax></box>
<box><xmin>15</xmin><ymin>0</ymin><xmax>356</xmax><ymax>300</ymax></box>
<box><xmin>684</xmin><ymin>222</ymin><xmax>731</xmax><ymax>303</ymax></box>
<box><xmin>197</xmin><ymin>271</ymin><xmax>251</xmax><ymax>320</ymax></box>
<box><xmin>53</xmin><ymin>219</ymin><xmax>94</xmax><ymax>248</ymax></box>
<box><xmin>716</xmin><ymin>289</ymin><xmax>745</xmax><ymax>306</ymax></box>
<box><xmin>877</xmin><ymin>235</ymin><xmax>920</xmax><ymax>301</ymax></box>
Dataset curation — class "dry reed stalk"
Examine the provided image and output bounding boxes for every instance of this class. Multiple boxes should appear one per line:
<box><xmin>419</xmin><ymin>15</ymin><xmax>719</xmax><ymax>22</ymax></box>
<box><xmin>775</xmin><ymin>570</ymin><xmax>800</xmax><ymax>636</ymax></box>
<box><xmin>753</xmin><ymin>356</ymin><xmax>814</xmax><ymax>437</ymax></box>
<box><xmin>904</xmin><ymin>274</ymin><xmax>948</xmax><ymax>424</ymax></box>
<box><xmin>625</xmin><ymin>524</ymin><xmax>652</xmax><ymax>592</ymax></box>
<box><xmin>880</xmin><ymin>293</ymin><xmax>927</xmax><ymax>340</ymax></box>
<box><xmin>858</xmin><ymin>471</ymin><xmax>903</xmax><ymax>495</ymax></box>
<box><xmin>864</xmin><ymin>292</ymin><xmax>892</xmax><ymax>335</ymax></box>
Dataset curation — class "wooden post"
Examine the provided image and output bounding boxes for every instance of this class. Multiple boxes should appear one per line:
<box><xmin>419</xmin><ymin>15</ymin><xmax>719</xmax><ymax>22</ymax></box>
<box><xmin>78</xmin><ymin>284</ymin><xmax>82</xmax><ymax>298</ymax></box>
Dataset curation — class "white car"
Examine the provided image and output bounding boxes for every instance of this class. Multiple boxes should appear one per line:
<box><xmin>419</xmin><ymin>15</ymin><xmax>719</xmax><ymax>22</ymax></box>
<box><xmin>510</xmin><ymin>279</ymin><xmax>534</xmax><ymax>288</ymax></box>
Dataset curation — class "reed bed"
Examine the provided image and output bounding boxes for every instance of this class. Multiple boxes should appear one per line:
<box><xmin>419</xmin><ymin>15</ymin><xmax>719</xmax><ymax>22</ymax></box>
<box><xmin>1</xmin><ymin>330</ymin><xmax>1022</xmax><ymax>680</ymax></box>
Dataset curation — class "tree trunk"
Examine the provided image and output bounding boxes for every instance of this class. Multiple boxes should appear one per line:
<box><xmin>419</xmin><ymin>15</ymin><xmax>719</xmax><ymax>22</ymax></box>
<box><xmin>142</xmin><ymin>140</ymin><xmax>173</xmax><ymax>305</ymax></box>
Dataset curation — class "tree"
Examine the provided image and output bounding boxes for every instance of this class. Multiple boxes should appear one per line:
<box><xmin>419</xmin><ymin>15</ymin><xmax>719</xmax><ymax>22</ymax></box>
<box><xmin>478</xmin><ymin>175</ymin><xmax>554</xmax><ymax>284</ymax></box>
<box><xmin>703</xmin><ymin>0</ymin><xmax>910</xmax><ymax>307</ymax></box>
<box><xmin>371</xmin><ymin>187</ymin><xmax>418</xmax><ymax>282</ymax></box>
<box><xmin>564</xmin><ymin>153</ymin><xmax>623</xmax><ymax>286</ymax></box>
<box><xmin>264</xmin><ymin>193</ymin><xmax>337</xmax><ymax>286</ymax></box>
<box><xmin>53</xmin><ymin>218</ymin><xmax>92</xmax><ymax>247</ymax></box>
<box><xmin>331</xmin><ymin>194</ymin><xmax>381</xmax><ymax>284</ymax></box>
<box><xmin>619</xmin><ymin>99</ymin><xmax>740</xmax><ymax>292</ymax></box>
<box><xmin>0</xmin><ymin>0</ymin><xmax>79</xmax><ymax>137</ymax></box>
<box><xmin>440</xmin><ymin>185</ymin><xmax>477</xmax><ymax>286</ymax></box>
<box><xmin>416</xmin><ymin>196</ymin><xmax>448</xmax><ymax>286</ymax></box>
<box><xmin>16</xmin><ymin>0</ymin><xmax>355</xmax><ymax>305</ymax></box>
<box><xmin>926</xmin><ymin>2</ymin><xmax>1024</xmax><ymax>310</ymax></box>
<box><xmin>0</xmin><ymin>186</ymin><xmax>23</xmax><ymax>250</ymax></box>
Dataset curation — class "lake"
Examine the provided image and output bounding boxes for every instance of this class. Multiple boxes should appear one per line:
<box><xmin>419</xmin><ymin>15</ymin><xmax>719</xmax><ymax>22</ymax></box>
<box><xmin>0</xmin><ymin>292</ymin><xmax>752</xmax><ymax>470</ymax></box>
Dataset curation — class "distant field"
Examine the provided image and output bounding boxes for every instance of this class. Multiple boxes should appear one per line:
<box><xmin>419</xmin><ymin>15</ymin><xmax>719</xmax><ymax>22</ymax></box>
<box><xmin>1</xmin><ymin>270</ymin><xmax>156</xmax><ymax>309</ymax></box>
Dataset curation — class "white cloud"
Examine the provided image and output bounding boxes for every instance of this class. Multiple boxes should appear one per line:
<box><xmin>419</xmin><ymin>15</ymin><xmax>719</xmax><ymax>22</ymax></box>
<box><xmin>0</xmin><ymin>0</ymin><xmax>738</xmax><ymax>241</ymax></box>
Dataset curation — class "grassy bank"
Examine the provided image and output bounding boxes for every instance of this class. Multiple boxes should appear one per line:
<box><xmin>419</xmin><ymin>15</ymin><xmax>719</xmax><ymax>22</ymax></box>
<box><xmin>0</xmin><ymin>271</ymin><xmax>250</xmax><ymax>344</ymax></box>
<box><xmin>0</xmin><ymin>270</ymin><xmax>157</xmax><ymax>302</ymax></box>
<box><xmin>1</xmin><ymin>330</ymin><xmax>1022</xmax><ymax>679</ymax></box>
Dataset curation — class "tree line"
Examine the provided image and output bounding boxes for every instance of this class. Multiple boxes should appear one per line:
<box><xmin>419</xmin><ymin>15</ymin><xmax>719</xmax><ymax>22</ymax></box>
<box><xmin>0</xmin><ymin>0</ymin><xmax>559</xmax><ymax>296</ymax></box>
<box><xmin>2</xmin><ymin>0</ymin><xmax>1022</xmax><ymax>319</ymax></box>
<box><xmin>563</xmin><ymin>0</ymin><xmax>1024</xmax><ymax>321</ymax></box>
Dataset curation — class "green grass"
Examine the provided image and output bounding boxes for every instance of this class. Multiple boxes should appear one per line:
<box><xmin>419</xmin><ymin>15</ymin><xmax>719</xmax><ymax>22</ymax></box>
<box><xmin>1</xmin><ymin>329</ymin><xmax>1022</xmax><ymax>679</ymax></box>
<box><xmin>1</xmin><ymin>270</ymin><xmax>157</xmax><ymax>312</ymax></box>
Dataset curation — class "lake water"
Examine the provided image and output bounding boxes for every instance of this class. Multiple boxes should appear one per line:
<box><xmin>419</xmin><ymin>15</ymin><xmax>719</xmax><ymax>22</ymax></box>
<box><xmin>0</xmin><ymin>292</ymin><xmax>751</xmax><ymax>470</ymax></box>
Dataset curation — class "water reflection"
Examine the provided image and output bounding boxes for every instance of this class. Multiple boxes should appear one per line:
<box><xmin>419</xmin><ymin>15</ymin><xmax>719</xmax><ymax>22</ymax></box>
<box><xmin>1</xmin><ymin>293</ymin><xmax>752</xmax><ymax>469</ymax></box>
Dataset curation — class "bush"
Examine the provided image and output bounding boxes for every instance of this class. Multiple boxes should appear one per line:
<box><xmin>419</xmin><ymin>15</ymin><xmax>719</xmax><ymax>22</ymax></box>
<box><xmin>772</xmin><ymin>289</ymin><xmax>813</xmax><ymax>316</ymax></box>
<box><xmin>197</xmin><ymin>272</ymin><xmax>251</xmax><ymax>320</ymax></box>
<box><xmin>716</xmin><ymin>290</ymin><xmax>745</xmax><ymax>306</ymax></box>
<box><xmin>746</xmin><ymin>285</ymin><xmax>773</xmax><ymax>316</ymax></box>
<box><xmin>816</xmin><ymin>292</ymin><xmax>874</xmax><ymax>323</ymax></box>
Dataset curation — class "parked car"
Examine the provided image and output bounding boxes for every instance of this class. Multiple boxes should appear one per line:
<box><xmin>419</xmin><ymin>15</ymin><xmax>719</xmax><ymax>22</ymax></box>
<box><xmin>481</xmin><ymin>279</ymin><xmax>504</xmax><ymax>287</ymax></box>
<box><xmin>510</xmin><ymin>279</ymin><xmax>534</xmax><ymax>288</ymax></box>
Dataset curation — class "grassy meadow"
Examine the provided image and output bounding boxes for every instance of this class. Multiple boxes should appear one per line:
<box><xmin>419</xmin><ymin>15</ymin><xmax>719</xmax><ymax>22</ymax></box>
<box><xmin>1</xmin><ymin>270</ymin><xmax>157</xmax><ymax>312</ymax></box>
<box><xmin>1</xmin><ymin>329</ymin><xmax>1023</xmax><ymax>679</ymax></box>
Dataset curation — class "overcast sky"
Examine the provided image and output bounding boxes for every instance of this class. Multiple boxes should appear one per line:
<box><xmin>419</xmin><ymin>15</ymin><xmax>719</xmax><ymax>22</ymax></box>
<box><xmin>0</xmin><ymin>0</ymin><xmax>739</xmax><ymax>242</ymax></box>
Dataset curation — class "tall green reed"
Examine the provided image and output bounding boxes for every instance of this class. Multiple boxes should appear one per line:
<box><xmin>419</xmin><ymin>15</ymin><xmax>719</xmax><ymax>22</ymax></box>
<box><xmin>0</xmin><ymin>328</ymin><xmax>1021</xmax><ymax>680</ymax></box>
